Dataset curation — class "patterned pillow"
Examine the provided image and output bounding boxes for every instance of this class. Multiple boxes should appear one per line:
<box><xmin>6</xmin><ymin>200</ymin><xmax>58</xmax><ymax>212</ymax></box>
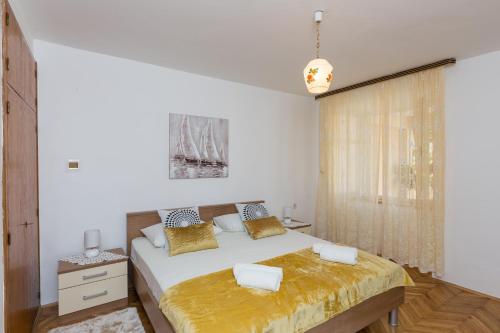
<box><xmin>236</xmin><ymin>203</ymin><xmax>269</xmax><ymax>221</ymax></box>
<box><xmin>158</xmin><ymin>207</ymin><xmax>202</xmax><ymax>228</ymax></box>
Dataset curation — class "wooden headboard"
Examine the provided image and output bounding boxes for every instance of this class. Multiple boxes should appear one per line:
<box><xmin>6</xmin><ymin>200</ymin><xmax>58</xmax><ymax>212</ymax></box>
<box><xmin>126</xmin><ymin>200</ymin><xmax>264</xmax><ymax>255</ymax></box>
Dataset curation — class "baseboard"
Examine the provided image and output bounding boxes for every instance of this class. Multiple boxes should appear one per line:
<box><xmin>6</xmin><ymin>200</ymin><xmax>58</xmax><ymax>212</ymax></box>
<box><xmin>437</xmin><ymin>278</ymin><xmax>500</xmax><ymax>303</ymax></box>
<box><xmin>39</xmin><ymin>301</ymin><xmax>58</xmax><ymax>310</ymax></box>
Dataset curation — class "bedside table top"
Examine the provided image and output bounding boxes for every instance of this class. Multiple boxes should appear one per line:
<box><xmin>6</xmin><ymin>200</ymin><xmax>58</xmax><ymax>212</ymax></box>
<box><xmin>58</xmin><ymin>248</ymin><xmax>127</xmax><ymax>274</ymax></box>
<box><xmin>284</xmin><ymin>220</ymin><xmax>312</xmax><ymax>230</ymax></box>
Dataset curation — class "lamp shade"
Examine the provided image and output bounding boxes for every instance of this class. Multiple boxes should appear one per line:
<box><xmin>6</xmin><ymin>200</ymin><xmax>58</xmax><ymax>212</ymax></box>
<box><xmin>84</xmin><ymin>229</ymin><xmax>101</xmax><ymax>250</ymax></box>
<box><xmin>303</xmin><ymin>58</ymin><xmax>333</xmax><ymax>94</ymax></box>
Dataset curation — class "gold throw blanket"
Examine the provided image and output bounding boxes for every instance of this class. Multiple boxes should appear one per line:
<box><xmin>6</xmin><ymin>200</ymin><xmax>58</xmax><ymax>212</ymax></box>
<box><xmin>159</xmin><ymin>248</ymin><xmax>414</xmax><ymax>333</ymax></box>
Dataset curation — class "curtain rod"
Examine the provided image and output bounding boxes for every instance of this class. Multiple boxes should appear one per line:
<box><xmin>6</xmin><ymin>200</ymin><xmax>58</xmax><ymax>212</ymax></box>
<box><xmin>315</xmin><ymin>58</ymin><xmax>456</xmax><ymax>100</ymax></box>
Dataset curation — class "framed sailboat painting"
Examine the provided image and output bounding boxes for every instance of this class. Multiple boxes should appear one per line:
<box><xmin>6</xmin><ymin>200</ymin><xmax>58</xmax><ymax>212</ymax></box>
<box><xmin>169</xmin><ymin>113</ymin><xmax>229</xmax><ymax>179</ymax></box>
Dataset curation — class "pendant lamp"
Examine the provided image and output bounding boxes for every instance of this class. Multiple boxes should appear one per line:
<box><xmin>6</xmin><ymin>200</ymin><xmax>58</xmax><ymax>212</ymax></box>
<box><xmin>303</xmin><ymin>10</ymin><xmax>333</xmax><ymax>94</ymax></box>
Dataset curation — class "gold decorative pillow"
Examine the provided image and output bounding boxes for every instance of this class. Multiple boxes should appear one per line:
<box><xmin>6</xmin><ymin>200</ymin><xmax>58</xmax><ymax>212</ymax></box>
<box><xmin>243</xmin><ymin>216</ymin><xmax>287</xmax><ymax>240</ymax></box>
<box><xmin>164</xmin><ymin>222</ymin><xmax>219</xmax><ymax>256</ymax></box>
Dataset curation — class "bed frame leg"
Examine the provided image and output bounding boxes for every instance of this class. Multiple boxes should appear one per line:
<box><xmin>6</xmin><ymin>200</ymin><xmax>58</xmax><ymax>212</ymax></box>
<box><xmin>389</xmin><ymin>308</ymin><xmax>399</xmax><ymax>326</ymax></box>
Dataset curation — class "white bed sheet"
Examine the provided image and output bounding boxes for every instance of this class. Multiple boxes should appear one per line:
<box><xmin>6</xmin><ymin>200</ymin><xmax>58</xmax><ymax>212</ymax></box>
<box><xmin>131</xmin><ymin>230</ymin><xmax>329</xmax><ymax>302</ymax></box>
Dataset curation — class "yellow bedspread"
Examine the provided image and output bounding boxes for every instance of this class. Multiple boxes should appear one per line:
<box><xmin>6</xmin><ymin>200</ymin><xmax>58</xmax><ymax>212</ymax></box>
<box><xmin>159</xmin><ymin>248</ymin><xmax>414</xmax><ymax>333</ymax></box>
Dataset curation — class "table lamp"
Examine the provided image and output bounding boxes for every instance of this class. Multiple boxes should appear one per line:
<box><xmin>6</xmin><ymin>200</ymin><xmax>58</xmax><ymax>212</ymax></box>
<box><xmin>283</xmin><ymin>206</ymin><xmax>292</xmax><ymax>225</ymax></box>
<box><xmin>84</xmin><ymin>229</ymin><xmax>101</xmax><ymax>258</ymax></box>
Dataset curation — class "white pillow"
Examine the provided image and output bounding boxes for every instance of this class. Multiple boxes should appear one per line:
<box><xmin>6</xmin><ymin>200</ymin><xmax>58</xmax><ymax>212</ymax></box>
<box><xmin>140</xmin><ymin>223</ymin><xmax>166</xmax><ymax>247</ymax></box>
<box><xmin>141</xmin><ymin>221</ymin><xmax>222</xmax><ymax>248</ymax></box>
<box><xmin>213</xmin><ymin>224</ymin><xmax>223</xmax><ymax>235</ymax></box>
<box><xmin>236</xmin><ymin>203</ymin><xmax>270</xmax><ymax>221</ymax></box>
<box><xmin>213</xmin><ymin>213</ymin><xmax>245</xmax><ymax>232</ymax></box>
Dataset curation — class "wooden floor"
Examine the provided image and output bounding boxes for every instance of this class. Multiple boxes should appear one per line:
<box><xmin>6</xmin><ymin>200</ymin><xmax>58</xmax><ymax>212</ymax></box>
<box><xmin>35</xmin><ymin>267</ymin><xmax>500</xmax><ymax>333</ymax></box>
<box><xmin>361</xmin><ymin>267</ymin><xmax>500</xmax><ymax>333</ymax></box>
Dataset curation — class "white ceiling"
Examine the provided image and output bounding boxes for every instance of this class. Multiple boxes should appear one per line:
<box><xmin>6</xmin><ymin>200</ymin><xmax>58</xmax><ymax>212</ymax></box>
<box><xmin>14</xmin><ymin>0</ymin><xmax>500</xmax><ymax>95</ymax></box>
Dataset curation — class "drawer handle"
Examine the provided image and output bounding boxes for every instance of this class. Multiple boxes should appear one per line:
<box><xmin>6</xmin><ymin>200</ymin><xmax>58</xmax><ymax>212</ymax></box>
<box><xmin>82</xmin><ymin>271</ymin><xmax>108</xmax><ymax>280</ymax></box>
<box><xmin>82</xmin><ymin>290</ymin><xmax>108</xmax><ymax>301</ymax></box>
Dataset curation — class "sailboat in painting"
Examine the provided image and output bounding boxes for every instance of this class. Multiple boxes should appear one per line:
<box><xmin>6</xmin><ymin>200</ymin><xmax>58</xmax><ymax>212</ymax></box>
<box><xmin>170</xmin><ymin>113</ymin><xmax>228</xmax><ymax>179</ymax></box>
<box><xmin>219</xmin><ymin>146</ymin><xmax>227</xmax><ymax>166</ymax></box>
<box><xmin>205</xmin><ymin>120</ymin><xmax>228</xmax><ymax>166</ymax></box>
<box><xmin>174</xmin><ymin>115</ymin><xmax>201</xmax><ymax>165</ymax></box>
<box><xmin>198</xmin><ymin>125</ymin><xmax>210</xmax><ymax>165</ymax></box>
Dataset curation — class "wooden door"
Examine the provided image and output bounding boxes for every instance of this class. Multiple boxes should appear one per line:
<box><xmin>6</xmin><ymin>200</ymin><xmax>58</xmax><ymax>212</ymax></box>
<box><xmin>3</xmin><ymin>2</ymin><xmax>40</xmax><ymax>332</ymax></box>
<box><xmin>4</xmin><ymin>86</ymin><xmax>39</xmax><ymax>333</ymax></box>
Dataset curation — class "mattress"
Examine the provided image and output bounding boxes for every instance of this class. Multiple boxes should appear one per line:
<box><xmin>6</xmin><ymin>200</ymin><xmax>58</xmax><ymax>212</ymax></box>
<box><xmin>130</xmin><ymin>230</ymin><xmax>328</xmax><ymax>302</ymax></box>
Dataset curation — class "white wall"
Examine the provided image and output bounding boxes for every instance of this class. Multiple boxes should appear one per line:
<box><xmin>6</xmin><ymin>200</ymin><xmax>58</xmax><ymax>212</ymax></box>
<box><xmin>35</xmin><ymin>40</ymin><xmax>316</xmax><ymax>304</ymax></box>
<box><xmin>443</xmin><ymin>50</ymin><xmax>500</xmax><ymax>298</ymax></box>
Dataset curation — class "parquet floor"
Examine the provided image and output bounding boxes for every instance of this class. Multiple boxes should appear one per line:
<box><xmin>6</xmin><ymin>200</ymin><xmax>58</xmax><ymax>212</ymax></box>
<box><xmin>35</xmin><ymin>267</ymin><xmax>500</xmax><ymax>333</ymax></box>
<box><xmin>361</xmin><ymin>268</ymin><xmax>500</xmax><ymax>333</ymax></box>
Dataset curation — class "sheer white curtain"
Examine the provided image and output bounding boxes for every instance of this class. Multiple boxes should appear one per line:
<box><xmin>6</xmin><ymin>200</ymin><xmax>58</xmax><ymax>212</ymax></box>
<box><xmin>315</xmin><ymin>68</ymin><xmax>445</xmax><ymax>275</ymax></box>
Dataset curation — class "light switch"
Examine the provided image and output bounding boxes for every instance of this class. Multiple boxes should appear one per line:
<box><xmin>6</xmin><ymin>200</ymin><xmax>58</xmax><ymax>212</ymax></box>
<box><xmin>68</xmin><ymin>160</ymin><xmax>79</xmax><ymax>170</ymax></box>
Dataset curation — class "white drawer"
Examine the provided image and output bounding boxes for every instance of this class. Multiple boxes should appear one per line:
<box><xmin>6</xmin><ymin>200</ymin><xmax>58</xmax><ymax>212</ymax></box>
<box><xmin>58</xmin><ymin>275</ymin><xmax>128</xmax><ymax>316</ymax></box>
<box><xmin>59</xmin><ymin>261</ymin><xmax>127</xmax><ymax>289</ymax></box>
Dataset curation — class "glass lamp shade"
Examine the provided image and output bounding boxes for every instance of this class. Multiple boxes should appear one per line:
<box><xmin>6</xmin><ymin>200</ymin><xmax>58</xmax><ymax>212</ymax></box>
<box><xmin>84</xmin><ymin>229</ymin><xmax>101</xmax><ymax>250</ymax></box>
<box><xmin>283</xmin><ymin>206</ymin><xmax>292</xmax><ymax>219</ymax></box>
<box><xmin>303</xmin><ymin>58</ymin><xmax>333</xmax><ymax>94</ymax></box>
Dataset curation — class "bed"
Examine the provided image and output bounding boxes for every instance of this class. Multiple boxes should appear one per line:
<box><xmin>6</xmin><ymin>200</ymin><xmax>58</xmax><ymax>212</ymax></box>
<box><xmin>127</xmin><ymin>201</ymin><xmax>408</xmax><ymax>333</ymax></box>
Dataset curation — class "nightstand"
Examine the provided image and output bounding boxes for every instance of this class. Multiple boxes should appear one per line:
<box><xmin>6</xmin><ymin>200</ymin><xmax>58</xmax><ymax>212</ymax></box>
<box><xmin>57</xmin><ymin>248</ymin><xmax>128</xmax><ymax>316</ymax></box>
<box><xmin>284</xmin><ymin>220</ymin><xmax>312</xmax><ymax>235</ymax></box>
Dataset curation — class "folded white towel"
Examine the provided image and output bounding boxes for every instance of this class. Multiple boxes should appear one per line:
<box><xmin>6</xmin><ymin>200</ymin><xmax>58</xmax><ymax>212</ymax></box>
<box><xmin>235</xmin><ymin>269</ymin><xmax>282</xmax><ymax>291</ymax></box>
<box><xmin>233</xmin><ymin>263</ymin><xmax>283</xmax><ymax>280</ymax></box>
<box><xmin>319</xmin><ymin>244</ymin><xmax>358</xmax><ymax>265</ymax></box>
<box><xmin>233</xmin><ymin>264</ymin><xmax>283</xmax><ymax>291</ymax></box>
<box><xmin>312</xmin><ymin>242</ymin><xmax>333</xmax><ymax>254</ymax></box>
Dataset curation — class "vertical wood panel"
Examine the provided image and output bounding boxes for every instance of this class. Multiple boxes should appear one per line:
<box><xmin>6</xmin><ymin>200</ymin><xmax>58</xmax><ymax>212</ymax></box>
<box><xmin>3</xmin><ymin>1</ymin><xmax>40</xmax><ymax>332</ymax></box>
<box><xmin>4</xmin><ymin>86</ymin><xmax>29</xmax><ymax>227</ymax></box>
<box><xmin>4</xmin><ymin>2</ymin><xmax>23</xmax><ymax>96</ymax></box>
<box><xmin>4</xmin><ymin>86</ymin><xmax>39</xmax><ymax>333</ymax></box>
<box><xmin>6</xmin><ymin>225</ymin><xmax>36</xmax><ymax>333</ymax></box>
<box><xmin>26</xmin><ymin>223</ymin><xmax>40</xmax><ymax>315</ymax></box>
<box><xmin>4</xmin><ymin>2</ymin><xmax>37</xmax><ymax>110</ymax></box>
